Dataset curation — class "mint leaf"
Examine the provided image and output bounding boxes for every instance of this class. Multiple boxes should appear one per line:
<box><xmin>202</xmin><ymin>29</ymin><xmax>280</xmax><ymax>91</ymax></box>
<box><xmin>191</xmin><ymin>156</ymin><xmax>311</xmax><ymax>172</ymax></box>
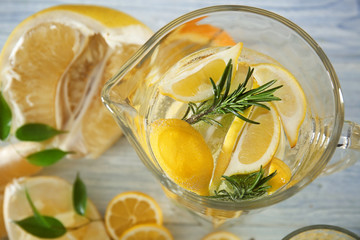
<box><xmin>15</xmin><ymin>123</ymin><xmax>65</xmax><ymax>141</ymax></box>
<box><xmin>18</xmin><ymin>188</ymin><xmax>67</xmax><ymax>238</ymax></box>
<box><xmin>14</xmin><ymin>215</ymin><xmax>66</xmax><ymax>238</ymax></box>
<box><xmin>26</xmin><ymin>148</ymin><xmax>72</xmax><ymax>166</ymax></box>
<box><xmin>73</xmin><ymin>173</ymin><xmax>87</xmax><ymax>216</ymax></box>
<box><xmin>0</xmin><ymin>92</ymin><xmax>12</xmax><ymax>140</ymax></box>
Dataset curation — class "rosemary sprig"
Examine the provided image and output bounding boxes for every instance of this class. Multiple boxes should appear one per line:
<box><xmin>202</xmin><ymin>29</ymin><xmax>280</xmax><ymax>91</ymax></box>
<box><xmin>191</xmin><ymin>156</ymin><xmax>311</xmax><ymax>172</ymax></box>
<box><xmin>209</xmin><ymin>166</ymin><xmax>277</xmax><ymax>201</ymax></box>
<box><xmin>182</xmin><ymin>60</ymin><xmax>283</xmax><ymax>125</ymax></box>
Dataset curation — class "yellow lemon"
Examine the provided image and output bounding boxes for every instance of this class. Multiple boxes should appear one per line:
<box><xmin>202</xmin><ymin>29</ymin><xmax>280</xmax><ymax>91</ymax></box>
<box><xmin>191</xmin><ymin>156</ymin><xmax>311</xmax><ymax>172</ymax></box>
<box><xmin>158</xmin><ymin>43</ymin><xmax>243</xmax><ymax>102</ymax></box>
<box><xmin>146</xmin><ymin>17</ymin><xmax>236</xmax><ymax>86</ymax></box>
<box><xmin>104</xmin><ymin>191</ymin><xmax>162</xmax><ymax>240</ymax></box>
<box><xmin>3</xmin><ymin>176</ymin><xmax>109</xmax><ymax>239</ymax></box>
<box><xmin>202</xmin><ymin>231</ymin><xmax>242</xmax><ymax>240</ymax></box>
<box><xmin>267</xmin><ymin>157</ymin><xmax>291</xmax><ymax>194</ymax></box>
<box><xmin>0</xmin><ymin>5</ymin><xmax>152</xmax><ymax>158</ymax></box>
<box><xmin>209</xmin><ymin>63</ymin><xmax>255</xmax><ymax>192</ymax></box>
<box><xmin>120</xmin><ymin>223</ymin><xmax>173</xmax><ymax>240</ymax></box>
<box><xmin>149</xmin><ymin>119</ymin><xmax>214</xmax><ymax>195</ymax></box>
<box><xmin>222</xmin><ymin>104</ymin><xmax>281</xmax><ymax>176</ymax></box>
<box><xmin>252</xmin><ymin>63</ymin><xmax>307</xmax><ymax>147</ymax></box>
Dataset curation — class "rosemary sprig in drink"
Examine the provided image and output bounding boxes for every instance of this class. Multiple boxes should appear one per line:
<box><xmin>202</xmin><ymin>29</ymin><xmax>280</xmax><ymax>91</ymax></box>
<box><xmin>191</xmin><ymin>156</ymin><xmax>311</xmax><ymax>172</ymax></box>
<box><xmin>182</xmin><ymin>60</ymin><xmax>283</xmax><ymax>126</ymax></box>
<box><xmin>210</xmin><ymin>166</ymin><xmax>277</xmax><ymax>201</ymax></box>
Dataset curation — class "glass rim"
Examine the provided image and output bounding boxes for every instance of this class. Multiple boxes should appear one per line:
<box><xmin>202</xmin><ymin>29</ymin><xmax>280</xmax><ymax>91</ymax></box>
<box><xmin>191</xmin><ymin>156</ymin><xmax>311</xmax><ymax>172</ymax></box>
<box><xmin>282</xmin><ymin>224</ymin><xmax>360</xmax><ymax>240</ymax></box>
<box><xmin>102</xmin><ymin>5</ymin><xmax>345</xmax><ymax>210</ymax></box>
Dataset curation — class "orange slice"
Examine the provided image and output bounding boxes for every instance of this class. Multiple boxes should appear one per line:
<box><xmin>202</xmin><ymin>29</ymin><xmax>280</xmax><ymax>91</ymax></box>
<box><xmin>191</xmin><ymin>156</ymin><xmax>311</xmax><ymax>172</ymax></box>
<box><xmin>120</xmin><ymin>223</ymin><xmax>173</xmax><ymax>240</ymax></box>
<box><xmin>104</xmin><ymin>191</ymin><xmax>162</xmax><ymax>239</ymax></box>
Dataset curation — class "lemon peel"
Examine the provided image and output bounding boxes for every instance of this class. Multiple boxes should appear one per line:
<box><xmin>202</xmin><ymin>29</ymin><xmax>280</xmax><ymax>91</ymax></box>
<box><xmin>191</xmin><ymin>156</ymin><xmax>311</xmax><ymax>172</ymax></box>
<box><xmin>149</xmin><ymin>119</ymin><xmax>214</xmax><ymax>195</ymax></box>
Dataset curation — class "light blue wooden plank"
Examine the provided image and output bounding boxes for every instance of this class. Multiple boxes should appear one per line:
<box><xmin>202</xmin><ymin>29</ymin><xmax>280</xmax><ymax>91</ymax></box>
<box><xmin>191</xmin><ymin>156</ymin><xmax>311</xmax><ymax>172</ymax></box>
<box><xmin>1</xmin><ymin>0</ymin><xmax>359</xmax><ymax>239</ymax></box>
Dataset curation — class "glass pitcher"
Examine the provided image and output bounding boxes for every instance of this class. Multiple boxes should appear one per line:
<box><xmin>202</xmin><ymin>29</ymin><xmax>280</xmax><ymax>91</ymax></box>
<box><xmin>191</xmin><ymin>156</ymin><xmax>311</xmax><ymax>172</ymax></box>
<box><xmin>102</xmin><ymin>5</ymin><xmax>360</xmax><ymax>224</ymax></box>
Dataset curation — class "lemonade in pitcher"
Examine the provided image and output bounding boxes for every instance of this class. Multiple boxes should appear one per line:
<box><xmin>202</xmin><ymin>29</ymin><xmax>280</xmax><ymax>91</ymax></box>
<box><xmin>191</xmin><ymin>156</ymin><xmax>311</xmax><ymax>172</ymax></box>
<box><xmin>146</xmin><ymin>42</ymin><xmax>308</xmax><ymax>200</ymax></box>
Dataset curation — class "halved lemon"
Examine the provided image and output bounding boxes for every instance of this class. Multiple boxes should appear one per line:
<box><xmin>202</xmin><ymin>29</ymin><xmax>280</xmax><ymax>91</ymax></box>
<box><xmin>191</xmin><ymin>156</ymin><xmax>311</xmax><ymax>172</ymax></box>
<box><xmin>0</xmin><ymin>5</ymin><xmax>152</xmax><ymax>158</ymax></box>
<box><xmin>149</xmin><ymin>119</ymin><xmax>214</xmax><ymax>196</ymax></box>
<box><xmin>158</xmin><ymin>43</ymin><xmax>243</xmax><ymax>102</ymax></box>
<box><xmin>223</xmin><ymin>104</ymin><xmax>281</xmax><ymax>176</ymax></box>
<box><xmin>252</xmin><ymin>63</ymin><xmax>307</xmax><ymax>147</ymax></box>
<box><xmin>202</xmin><ymin>231</ymin><xmax>242</xmax><ymax>240</ymax></box>
<box><xmin>104</xmin><ymin>191</ymin><xmax>163</xmax><ymax>240</ymax></box>
<box><xmin>3</xmin><ymin>176</ymin><xmax>109</xmax><ymax>239</ymax></box>
<box><xmin>120</xmin><ymin>223</ymin><xmax>173</xmax><ymax>240</ymax></box>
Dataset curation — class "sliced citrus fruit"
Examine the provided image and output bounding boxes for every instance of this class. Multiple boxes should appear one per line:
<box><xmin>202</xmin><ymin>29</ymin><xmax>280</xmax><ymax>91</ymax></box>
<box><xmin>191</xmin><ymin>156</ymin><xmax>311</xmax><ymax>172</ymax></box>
<box><xmin>146</xmin><ymin>17</ymin><xmax>236</xmax><ymax>86</ymax></box>
<box><xmin>149</xmin><ymin>119</ymin><xmax>214</xmax><ymax>195</ymax></box>
<box><xmin>175</xmin><ymin>17</ymin><xmax>236</xmax><ymax>47</ymax></box>
<box><xmin>104</xmin><ymin>191</ymin><xmax>162</xmax><ymax>240</ymax></box>
<box><xmin>252</xmin><ymin>63</ymin><xmax>307</xmax><ymax>147</ymax></box>
<box><xmin>202</xmin><ymin>231</ymin><xmax>242</xmax><ymax>240</ymax></box>
<box><xmin>0</xmin><ymin>5</ymin><xmax>152</xmax><ymax>158</ymax></box>
<box><xmin>120</xmin><ymin>223</ymin><xmax>173</xmax><ymax>240</ymax></box>
<box><xmin>267</xmin><ymin>157</ymin><xmax>291</xmax><ymax>194</ymax></box>
<box><xmin>3</xmin><ymin>176</ymin><xmax>109</xmax><ymax>239</ymax></box>
<box><xmin>209</xmin><ymin>63</ymin><xmax>255</xmax><ymax>193</ymax></box>
<box><xmin>158</xmin><ymin>42</ymin><xmax>243</xmax><ymax>102</ymax></box>
<box><xmin>223</xmin><ymin>104</ymin><xmax>281</xmax><ymax>176</ymax></box>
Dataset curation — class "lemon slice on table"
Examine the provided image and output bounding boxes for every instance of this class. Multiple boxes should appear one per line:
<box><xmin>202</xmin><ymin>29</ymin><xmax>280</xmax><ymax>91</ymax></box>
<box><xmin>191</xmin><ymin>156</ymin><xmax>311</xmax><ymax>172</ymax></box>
<box><xmin>149</xmin><ymin>119</ymin><xmax>214</xmax><ymax>196</ymax></box>
<box><xmin>202</xmin><ymin>231</ymin><xmax>242</xmax><ymax>240</ymax></box>
<box><xmin>0</xmin><ymin>5</ymin><xmax>152</xmax><ymax>158</ymax></box>
<box><xmin>222</xmin><ymin>103</ymin><xmax>281</xmax><ymax>176</ymax></box>
<box><xmin>104</xmin><ymin>191</ymin><xmax>163</xmax><ymax>240</ymax></box>
<box><xmin>252</xmin><ymin>63</ymin><xmax>307</xmax><ymax>147</ymax></box>
<box><xmin>3</xmin><ymin>176</ymin><xmax>109</xmax><ymax>240</ymax></box>
<box><xmin>120</xmin><ymin>223</ymin><xmax>174</xmax><ymax>240</ymax></box>
<box><xmin>158</xmin><ymin>42</ymin><xmax>243</xmax><ymax>102</ymax></box>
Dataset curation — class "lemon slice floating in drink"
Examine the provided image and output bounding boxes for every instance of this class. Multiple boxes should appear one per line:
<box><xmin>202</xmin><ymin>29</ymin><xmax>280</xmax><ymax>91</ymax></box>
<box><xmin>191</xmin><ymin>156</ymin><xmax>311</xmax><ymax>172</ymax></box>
<box><xmin>158</xmin><ymin>42</ymin><xmax>243</xmax><ymax>102</ymax></box>
<box><xmin>222</xmin><ymin>104</ymin><xmax>281</xmax><ymax>176</ymax></box>
<box><xmin>252</xmin><ymin>63</ymin><xmax>307</xmax><ymax>147</ymax></box>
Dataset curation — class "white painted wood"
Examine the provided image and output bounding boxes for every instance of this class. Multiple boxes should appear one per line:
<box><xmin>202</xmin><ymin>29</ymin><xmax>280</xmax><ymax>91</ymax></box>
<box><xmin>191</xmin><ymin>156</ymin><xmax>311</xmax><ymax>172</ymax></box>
<box><xmin>1</xmin><ymin>0</ymin><xmax>359</xmax><ymax>239</ymax></box>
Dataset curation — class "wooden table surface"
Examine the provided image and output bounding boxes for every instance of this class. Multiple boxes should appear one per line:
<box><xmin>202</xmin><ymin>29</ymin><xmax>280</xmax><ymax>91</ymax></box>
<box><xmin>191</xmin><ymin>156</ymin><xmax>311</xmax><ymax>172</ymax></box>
<box><xmin>1</xmin><ymin>0</ymin><xmax>360</xmax><ymax>239</ymax></box>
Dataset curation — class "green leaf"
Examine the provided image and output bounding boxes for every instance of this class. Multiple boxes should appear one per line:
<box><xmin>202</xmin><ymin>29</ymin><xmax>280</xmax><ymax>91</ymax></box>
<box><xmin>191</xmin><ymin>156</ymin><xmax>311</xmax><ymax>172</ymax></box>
<box><xmin>0</xmin><ymin>92</ymin><xmax>12</xmax><ymax>140</ymax></box>
<box><xmin>15</xmin><ymin>123</ymin><xmax>65</xmax><ymax>141</ymax></box>
<box><xmin>26</xmin><ymin>148</ymin><xmax>72</xmax><ymax>166</ymax></box>
<box><xmin>73</xmin><ymin>173</ymin><xmax>87</xmax><ymax>216</ymax></box>
<box><xmin>20</xmin><ymin>188</ymin><xmax>66</xmax><ymax>238</ymax></box>
<box><xmin>14</xmin><ymin>215</ymin><xmax>66</xmax><ymax>238</ymax></box>
<box><xmin>25</xmin><ymin>188</ymin><xmax>49</xmax><ymax>227</ymax></box>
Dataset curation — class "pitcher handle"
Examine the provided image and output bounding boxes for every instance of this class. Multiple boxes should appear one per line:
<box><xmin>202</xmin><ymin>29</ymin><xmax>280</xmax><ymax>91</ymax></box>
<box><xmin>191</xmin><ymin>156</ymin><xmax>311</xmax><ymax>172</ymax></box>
<box><xmin>321</xmin><ymin>121</ymin><xmax>360</xmax><ymax>176</ymax></box>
